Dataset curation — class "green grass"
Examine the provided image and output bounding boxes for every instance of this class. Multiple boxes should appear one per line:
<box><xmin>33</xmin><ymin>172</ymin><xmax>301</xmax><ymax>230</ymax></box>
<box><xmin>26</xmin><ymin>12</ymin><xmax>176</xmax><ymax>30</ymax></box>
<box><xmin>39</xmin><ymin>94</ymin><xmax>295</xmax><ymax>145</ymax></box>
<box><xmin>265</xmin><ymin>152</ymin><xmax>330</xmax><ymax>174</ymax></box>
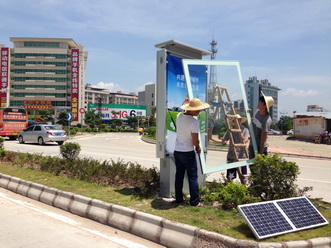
<box><xmin>0</xmin><ymin>163</ymin><xmax>330</xmax><ymax>242</ymax></box>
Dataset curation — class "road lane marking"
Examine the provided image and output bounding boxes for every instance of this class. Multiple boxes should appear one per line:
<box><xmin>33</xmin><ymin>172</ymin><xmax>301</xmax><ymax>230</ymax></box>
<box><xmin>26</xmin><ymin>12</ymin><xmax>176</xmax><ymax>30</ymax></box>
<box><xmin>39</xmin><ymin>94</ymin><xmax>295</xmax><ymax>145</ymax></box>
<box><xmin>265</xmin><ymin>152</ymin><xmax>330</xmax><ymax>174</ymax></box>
<box><xmin>298</xmin><ymin>178</ymin><xmax>331</xmax><ymax>184</ymax></box>
<box><xmin>0</xmin><ymin>192</ymin><xmax>150</xmax><ymax>248</ymax></box>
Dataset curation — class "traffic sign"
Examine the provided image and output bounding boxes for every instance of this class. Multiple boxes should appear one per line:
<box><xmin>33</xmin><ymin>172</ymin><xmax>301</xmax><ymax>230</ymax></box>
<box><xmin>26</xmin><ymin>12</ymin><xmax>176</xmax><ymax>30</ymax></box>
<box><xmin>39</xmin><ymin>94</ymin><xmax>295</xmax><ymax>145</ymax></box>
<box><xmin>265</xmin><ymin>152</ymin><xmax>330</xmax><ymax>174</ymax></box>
<box><xmin>67</xmin><ymin>113</ymin><xmax>73</xmax><ymax>121</ymax></box>
<box><xmin>79</xmin><ymin>108</ymin><xmax>86</xmax><ymax>114</ymax></box>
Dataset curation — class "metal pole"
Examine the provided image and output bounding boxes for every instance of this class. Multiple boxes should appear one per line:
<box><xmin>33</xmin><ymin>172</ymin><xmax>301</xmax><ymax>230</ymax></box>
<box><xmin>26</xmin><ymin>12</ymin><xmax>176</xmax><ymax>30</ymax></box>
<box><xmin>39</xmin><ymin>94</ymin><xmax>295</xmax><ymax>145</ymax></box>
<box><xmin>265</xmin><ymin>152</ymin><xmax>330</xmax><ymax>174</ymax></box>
<box><xmin>68</xmin><ymin>119</ymin><xmax>70</xmax><ymax>139</ymax></box>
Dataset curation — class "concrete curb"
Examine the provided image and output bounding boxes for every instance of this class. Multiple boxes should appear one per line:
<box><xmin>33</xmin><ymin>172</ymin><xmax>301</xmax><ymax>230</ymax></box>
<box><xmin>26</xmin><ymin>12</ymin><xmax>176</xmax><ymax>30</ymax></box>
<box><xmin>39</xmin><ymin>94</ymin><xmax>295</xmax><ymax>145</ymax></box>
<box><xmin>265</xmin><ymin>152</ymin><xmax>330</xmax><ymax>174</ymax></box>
<box><xmin>1</xmin><ymin>173</ymin><xmax>330</xmax><ymax>248</ymax></box>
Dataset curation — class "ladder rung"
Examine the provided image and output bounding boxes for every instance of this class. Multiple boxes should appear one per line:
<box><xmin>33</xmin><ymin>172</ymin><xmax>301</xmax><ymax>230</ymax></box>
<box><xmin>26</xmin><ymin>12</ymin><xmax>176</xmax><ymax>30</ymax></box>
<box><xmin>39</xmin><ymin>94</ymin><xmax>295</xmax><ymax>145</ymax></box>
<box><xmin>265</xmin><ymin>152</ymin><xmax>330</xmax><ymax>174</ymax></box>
<box><xmin>230</xmin><ymin>129</ymin><xmax>242</xmax><ymax>132</ymax></box>
<box><xmin>233</xmin><ymin>144</ymin><xmax>247</xmax><ymax>147</ymax></box>
<box><xmin>236</xmin><ymin>158</ymin><xmax>248</xmax><ymax>161</ymax></box>
<box><xmin>226</xmin><ymin>114</ymin><xmax>237</xmax><ymax>118</ymax></box>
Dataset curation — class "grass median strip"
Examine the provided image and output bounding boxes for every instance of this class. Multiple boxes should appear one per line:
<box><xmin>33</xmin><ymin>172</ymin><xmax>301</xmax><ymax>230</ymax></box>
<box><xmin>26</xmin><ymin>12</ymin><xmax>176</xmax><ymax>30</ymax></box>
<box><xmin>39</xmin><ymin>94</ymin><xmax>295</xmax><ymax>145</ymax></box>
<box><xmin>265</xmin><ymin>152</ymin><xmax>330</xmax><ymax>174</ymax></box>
<box><xmin>1</xmin><ymin>163</ymin><xmax>330</xmax><ymax>242</ymax></box>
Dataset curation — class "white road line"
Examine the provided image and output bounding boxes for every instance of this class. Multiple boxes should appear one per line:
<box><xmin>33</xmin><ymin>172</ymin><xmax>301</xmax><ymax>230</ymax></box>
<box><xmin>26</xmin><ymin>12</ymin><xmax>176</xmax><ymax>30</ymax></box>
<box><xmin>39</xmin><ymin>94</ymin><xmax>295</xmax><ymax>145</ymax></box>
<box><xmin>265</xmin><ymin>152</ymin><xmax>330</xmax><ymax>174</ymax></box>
<box><xmin>0</xmin><ymin>192</ymin><xmax>149</xmax><ymax>248</ymax></box>
<box><xmin>298</xmin><ymin>178</ymin><xmax>331</xmax><ymax>184</ymax></box>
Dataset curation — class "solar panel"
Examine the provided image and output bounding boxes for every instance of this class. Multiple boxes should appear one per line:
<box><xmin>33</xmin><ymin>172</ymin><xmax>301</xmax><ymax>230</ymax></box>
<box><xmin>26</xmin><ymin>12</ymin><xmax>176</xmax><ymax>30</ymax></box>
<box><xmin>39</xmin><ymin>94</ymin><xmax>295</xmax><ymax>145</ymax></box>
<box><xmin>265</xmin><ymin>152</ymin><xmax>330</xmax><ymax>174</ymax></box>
<box><xmin>238</xmin><ymin>196</ymin><xmax>329</xmax><ymax>239</ymax></box>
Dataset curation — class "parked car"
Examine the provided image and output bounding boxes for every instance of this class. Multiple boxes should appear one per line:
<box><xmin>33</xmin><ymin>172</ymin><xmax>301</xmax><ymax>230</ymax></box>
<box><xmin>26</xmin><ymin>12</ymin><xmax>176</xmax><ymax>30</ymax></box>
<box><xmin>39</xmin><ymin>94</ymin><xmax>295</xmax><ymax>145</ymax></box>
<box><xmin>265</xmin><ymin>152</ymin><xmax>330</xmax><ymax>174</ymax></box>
<box><xmin>268</xmin><ymin>129</ymin><xmax>281</xmax><ymax>135</ymax></box>
<box><xmin>18</xmin><ymin>124</ymin><xmax>68</xmax><ymax>145</ymax></box>
<box><xmin>287</xmin><ymin>129</ymin><xmax>294</xmax><ymax>135</ymax></box>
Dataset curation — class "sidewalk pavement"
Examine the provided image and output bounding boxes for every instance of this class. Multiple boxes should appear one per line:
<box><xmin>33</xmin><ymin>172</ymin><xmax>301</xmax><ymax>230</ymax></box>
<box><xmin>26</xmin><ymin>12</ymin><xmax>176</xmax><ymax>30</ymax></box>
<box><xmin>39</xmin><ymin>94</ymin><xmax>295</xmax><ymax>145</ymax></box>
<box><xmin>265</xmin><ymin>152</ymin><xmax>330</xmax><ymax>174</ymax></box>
<box><xmin>1</xmin><ymin>174</ymin><xmax>331</xmax><ymax>247</ymax></box>
<box><xmin>268</xmin><ymin>146</ymin><xmax>331</xmax><ymax>160</ymax></box>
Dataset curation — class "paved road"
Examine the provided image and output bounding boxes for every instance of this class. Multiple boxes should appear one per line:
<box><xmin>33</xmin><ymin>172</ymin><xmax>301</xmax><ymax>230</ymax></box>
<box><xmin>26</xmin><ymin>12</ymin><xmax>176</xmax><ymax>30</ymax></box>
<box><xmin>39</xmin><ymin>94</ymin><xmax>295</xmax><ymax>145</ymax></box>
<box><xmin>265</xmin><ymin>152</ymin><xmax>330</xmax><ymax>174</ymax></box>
<box><xmin>3</xmin><ymin>133</ymin><xmax>331</xmax><ymax>202</ymax></box>
<box><xmin>0</xmin><ymin>187</ymin><xmax>165</xmax><ymax>248</ymax></box>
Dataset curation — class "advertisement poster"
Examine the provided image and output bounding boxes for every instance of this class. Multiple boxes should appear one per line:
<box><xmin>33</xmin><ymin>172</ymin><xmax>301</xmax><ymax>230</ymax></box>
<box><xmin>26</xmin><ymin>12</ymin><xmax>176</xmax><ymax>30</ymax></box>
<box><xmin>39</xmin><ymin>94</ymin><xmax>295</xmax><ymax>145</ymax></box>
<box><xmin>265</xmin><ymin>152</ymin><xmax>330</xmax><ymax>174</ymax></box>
<box><xmin>88</xmin><ymin>104</ymin><xmax>147</xmax><ymax>121</ymax></box>
<box><xmin>165</xmin><ymin>55</ymin><xmax>207</xmax><ymax>154</ymax></box>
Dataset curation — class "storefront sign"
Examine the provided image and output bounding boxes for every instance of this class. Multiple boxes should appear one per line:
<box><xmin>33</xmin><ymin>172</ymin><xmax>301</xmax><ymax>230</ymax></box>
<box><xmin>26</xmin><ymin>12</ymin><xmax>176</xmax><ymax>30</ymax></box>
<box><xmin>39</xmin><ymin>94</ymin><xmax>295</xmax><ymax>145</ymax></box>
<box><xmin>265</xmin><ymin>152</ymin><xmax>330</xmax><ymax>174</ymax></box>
<box><xmin>71</xmin><ymin>49</ymin><xmax>80</xmax><ymax>121</ymax></box>
<box><xmin>22</xmin><ymin>100</ymin><xmax>52</xmax><ymax>109</ymax></box>
<box><xmin>0</xmin><ymin>47</ymin><xmax>9</xmax><ymax>107</ymax></box>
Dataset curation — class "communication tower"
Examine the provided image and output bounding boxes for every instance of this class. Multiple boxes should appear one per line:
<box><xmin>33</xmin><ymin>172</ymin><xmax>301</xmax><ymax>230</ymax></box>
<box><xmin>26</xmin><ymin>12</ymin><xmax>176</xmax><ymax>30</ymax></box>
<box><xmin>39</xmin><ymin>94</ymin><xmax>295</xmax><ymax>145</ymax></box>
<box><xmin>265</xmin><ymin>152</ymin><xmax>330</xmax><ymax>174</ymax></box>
<box><xmin>209</xmin><ymin>39</ymin><xmax>218</xmax><ymax>89</ymax></box>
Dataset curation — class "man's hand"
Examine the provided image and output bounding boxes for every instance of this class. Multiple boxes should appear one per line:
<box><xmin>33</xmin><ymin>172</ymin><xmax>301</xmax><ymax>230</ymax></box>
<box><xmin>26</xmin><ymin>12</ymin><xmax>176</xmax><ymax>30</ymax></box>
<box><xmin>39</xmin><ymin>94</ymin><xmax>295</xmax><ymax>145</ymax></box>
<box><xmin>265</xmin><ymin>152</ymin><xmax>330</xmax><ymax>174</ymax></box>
<box><xmin>192</xmin><ymin>133</ymin><xmax>200</xmax><ymax>153</ymax></box>
<box><xmin>195</xmin><ymin>145</ymin><xmax>201</xmax><ymax>154</ymax></box>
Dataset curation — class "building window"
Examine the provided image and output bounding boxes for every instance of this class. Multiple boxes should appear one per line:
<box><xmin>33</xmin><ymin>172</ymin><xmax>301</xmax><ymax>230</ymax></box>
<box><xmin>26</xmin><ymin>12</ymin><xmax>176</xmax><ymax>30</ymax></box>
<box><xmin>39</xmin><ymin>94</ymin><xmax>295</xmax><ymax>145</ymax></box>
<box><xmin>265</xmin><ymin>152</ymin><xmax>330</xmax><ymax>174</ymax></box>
<box><xmin>24</xmin><ymin>42</ymin><xmax>60</xmax><ymax>48</ymax></box>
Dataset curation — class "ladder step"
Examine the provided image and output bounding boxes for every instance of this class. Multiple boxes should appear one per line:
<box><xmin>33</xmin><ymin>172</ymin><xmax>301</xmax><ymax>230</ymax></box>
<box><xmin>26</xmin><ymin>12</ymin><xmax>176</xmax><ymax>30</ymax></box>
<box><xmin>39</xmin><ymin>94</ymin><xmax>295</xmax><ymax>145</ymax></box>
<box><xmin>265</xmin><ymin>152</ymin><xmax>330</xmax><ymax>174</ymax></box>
<box><xmin>233</xmin><ymin>144</ymin><xmax>247</xmax><ymax>147</ymax></box>
<box><xmin>230</xmin><ymin>129</ymin><xmax>242</xmax><ymax>132</ymax></box>
<box><xmin>237</xmin><ymin>158</ymin><xmax>248</xmax><ymax>161</ymax></box>
<box><xmin>226</xmin><ymin>114</ymin><xmax>238</xmax><ymax>118</ymax></box>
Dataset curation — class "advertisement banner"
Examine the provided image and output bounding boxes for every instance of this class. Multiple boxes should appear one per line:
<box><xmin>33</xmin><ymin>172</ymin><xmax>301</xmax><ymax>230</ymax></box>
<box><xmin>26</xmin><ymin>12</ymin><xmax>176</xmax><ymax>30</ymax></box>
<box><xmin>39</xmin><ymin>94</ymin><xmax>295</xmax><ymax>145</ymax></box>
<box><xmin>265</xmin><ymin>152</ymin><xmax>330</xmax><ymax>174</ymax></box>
<box><xmin>165</xmin><ymin>55</ymin><xmax>207</xmax><ymax>154</ymax></box>
<box><xmin>71</xmin><ymin>49</ymin><xmax>80</xmax><ymax>121</ymax></box>
<box><xmin>0</xmin><ymin>47</ymin><xmax>9</xmax><ymax>107</ymax></box>
<box><xmin>88</xmin><ymin>104</ymin><xmax>147</xmax><ymax>121</ymax></box>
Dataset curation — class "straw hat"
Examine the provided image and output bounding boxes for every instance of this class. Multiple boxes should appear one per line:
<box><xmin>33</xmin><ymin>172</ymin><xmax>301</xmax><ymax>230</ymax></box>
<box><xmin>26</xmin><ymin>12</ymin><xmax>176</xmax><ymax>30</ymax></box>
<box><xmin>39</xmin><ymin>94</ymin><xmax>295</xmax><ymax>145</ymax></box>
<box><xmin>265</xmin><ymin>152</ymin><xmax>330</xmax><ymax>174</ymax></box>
<box><xmin>180</xmin><ymin>98</ymin><xmax>210</xmax><ymax>111</ymax></box>
<box><xmin>230</xmin><ymin>114</ymin><xmax>247</xmax><ymax>124</ymax></box>
<box><xmin>261</xmin><ymin>91</ymin><xmax>274</xmax><ymax>113</ymax></box>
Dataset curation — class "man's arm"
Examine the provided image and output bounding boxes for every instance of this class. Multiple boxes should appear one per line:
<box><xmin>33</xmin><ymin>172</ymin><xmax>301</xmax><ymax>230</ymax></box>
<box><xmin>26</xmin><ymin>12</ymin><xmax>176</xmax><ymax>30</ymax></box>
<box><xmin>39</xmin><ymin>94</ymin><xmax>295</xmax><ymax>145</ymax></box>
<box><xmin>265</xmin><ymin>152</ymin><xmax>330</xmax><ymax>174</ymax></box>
<box><xmin>260</xmin><ymin>131</ymin><xmax>268</xmax><ymax>154</ymax></box>
<box><xmin>191</xmin><ymin>132</ymin><xmax>201</xmax><ymax>154</ymax></box>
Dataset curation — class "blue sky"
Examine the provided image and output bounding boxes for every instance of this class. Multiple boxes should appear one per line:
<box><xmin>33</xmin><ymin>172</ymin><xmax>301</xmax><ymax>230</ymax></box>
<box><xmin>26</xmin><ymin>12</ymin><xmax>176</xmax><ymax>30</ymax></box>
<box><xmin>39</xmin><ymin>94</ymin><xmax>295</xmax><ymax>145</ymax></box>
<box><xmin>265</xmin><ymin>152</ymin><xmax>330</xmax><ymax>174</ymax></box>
<box><xmin>1</xmin><ymin>0</ymin><xmax>330</xmax><ymax>115</ymax></box>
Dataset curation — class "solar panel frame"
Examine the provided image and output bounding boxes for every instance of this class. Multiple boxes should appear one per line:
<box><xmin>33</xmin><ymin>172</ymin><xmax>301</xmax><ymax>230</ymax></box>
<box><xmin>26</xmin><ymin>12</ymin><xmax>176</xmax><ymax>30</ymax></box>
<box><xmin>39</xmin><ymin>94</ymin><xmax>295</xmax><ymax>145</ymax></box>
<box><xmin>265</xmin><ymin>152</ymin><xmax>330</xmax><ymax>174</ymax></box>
<box><xmin>238</xmin><ymin>196</ymin><xmax>329</xmax><ymax>239</ymax></box>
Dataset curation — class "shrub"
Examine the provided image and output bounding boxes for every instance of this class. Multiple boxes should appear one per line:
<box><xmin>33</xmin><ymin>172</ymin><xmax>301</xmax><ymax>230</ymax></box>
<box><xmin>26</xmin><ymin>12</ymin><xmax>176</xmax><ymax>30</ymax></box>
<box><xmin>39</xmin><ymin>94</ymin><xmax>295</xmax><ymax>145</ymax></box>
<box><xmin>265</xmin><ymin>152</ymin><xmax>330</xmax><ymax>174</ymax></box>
<box><xmin>200</xmin><ymin>179</ymin><xmax>252</xmax><ymax>209</ymax></box>
<box><xmin>0</xmin><ymin>137</ymin><xmax>5</xmax><ymax>150</ymax></box>
<box><xmin>249</xmin><ymin>153</ymin><xmax>300</xmax><ymax>201</ymax></box>
<box><xmin>60</xmin><ymin>142</ymin><xmax>81</xmax><ymax>160</ymax></box>
<box><xmin>146</xmin><ymin>126</ymin><xmax>156</xmax><ymax>138</ymax></box>
<box><xmin>218</xmin><ymin>182</ymin><xmax>251</xmax><ymax>210</ymax></box>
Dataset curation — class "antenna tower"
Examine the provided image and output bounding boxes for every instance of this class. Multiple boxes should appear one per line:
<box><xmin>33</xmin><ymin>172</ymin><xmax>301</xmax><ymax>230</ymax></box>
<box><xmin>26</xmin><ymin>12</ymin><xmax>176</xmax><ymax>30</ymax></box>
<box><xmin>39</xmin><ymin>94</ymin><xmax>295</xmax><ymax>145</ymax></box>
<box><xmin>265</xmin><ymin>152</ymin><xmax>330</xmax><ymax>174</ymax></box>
<box><xmin>209</xmin><ymin>39</ymin><xmax>218</xmax><ymax>89</ymax></box>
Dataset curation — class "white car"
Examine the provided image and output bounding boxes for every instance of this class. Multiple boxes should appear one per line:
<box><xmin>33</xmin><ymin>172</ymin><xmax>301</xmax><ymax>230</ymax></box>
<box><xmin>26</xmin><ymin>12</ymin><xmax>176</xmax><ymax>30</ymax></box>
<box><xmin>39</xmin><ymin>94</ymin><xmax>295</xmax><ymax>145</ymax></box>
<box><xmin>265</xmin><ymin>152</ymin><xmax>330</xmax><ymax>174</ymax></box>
<box><xmin>18</xmin><ymin>124</ymin><xmax>68</xmax><ymax>145</ymax></box>
<box><xmin>268</xmin><ymin>129</ymin><xmax>281</xmax><ymax>135</ymax></box>
<box><xmin>287</xmin><ymin>129</ymin><xmax>294</xmax><ymax>135</ymax></box>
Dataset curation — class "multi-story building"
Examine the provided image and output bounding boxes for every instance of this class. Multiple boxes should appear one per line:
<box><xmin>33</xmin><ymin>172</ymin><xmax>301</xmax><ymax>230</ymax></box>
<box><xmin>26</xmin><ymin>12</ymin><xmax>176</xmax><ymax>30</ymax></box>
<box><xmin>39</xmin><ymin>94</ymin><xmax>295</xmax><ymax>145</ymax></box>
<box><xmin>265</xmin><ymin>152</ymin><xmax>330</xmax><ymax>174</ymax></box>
<box><xmin>109</xmin><ymin>91</ymin><xmax>138</xmax><ymax>105</ymax></box>
<box><xmin>6</xmin><ymin>37</ymin><xmax>88</xmax><ymax>123</ymax></box>
<box><xmin>245</xmin><ymin>76</ymin><xmax>281</xmax><ymax>121</ymax></box>
<box><xmin>85</xmin><ymin>84</ymin><xmax>109</xmax><ymax>106</ymax></box>
<box><xmin>85</xmin><ymin>85</ymin><xmax>139</xmax><ymax>106</ymax></box>
<box><xmin>307</xmin><ymin>105</ymin><xmax>326</xmax><ymax>112</ymax></box>
<box><xmin>138</xmin><ymin>84</ymin><xmax>155</xmax><ymax>115</ymax></box>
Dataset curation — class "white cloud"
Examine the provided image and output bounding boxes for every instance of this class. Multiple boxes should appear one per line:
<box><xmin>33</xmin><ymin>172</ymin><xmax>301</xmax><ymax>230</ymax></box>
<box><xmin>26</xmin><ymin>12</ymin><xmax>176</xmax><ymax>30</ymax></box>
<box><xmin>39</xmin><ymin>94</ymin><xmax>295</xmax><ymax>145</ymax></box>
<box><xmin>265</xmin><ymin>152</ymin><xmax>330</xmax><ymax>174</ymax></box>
<box><xmin>280</xmin><ymin>88</ymin><xmax>319</xmax><ymax>97</ymax></box>
<box><xmin>92</xmin><ymin>82</ymin><xmax>128</xmax><ymax>93</ymax></box>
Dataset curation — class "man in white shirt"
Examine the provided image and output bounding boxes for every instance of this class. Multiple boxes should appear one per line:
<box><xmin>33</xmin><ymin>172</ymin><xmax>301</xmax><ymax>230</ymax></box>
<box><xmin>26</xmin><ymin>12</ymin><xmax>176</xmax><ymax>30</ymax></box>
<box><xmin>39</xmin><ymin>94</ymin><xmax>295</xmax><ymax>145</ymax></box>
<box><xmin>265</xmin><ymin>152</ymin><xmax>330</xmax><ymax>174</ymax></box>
<box><xmin>174</xmin><ymin>98</ymin><xmax>210</xmax><ymax>207</ymax></box>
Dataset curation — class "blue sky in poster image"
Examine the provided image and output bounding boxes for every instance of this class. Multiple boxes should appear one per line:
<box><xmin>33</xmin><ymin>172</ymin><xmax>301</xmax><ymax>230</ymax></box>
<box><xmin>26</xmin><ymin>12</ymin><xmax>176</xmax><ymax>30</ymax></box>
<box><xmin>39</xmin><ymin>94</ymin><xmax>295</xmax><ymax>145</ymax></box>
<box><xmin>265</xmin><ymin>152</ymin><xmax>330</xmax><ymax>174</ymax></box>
<box><xmin>1</xmin><ymin>0</ymin><xmax>330</xmax><ymax>115</ymax></box>
<box><xmin>166</xmin><ymin>56</ymin><xmax>207</xmax><ymax>109</ymax></box>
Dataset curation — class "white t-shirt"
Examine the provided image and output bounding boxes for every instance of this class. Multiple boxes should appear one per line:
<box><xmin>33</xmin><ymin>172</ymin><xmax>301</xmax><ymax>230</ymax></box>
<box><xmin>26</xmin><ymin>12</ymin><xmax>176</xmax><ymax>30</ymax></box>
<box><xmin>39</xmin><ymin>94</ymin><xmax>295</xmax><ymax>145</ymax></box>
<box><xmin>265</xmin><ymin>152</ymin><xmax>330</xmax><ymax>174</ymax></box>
<box><xmin>174</xmin><ymin>113</ymin><xmax>199</xmax><ymax>152</ymax></box>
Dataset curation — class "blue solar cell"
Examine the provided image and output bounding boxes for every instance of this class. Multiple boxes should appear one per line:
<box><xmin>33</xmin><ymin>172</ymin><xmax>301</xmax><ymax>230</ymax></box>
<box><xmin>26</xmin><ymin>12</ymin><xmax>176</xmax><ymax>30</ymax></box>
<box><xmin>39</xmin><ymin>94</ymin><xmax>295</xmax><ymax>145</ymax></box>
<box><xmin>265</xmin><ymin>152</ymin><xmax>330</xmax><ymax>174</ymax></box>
<box><xmin>277</xmin><ymin>197</ymin><xmax>327</xmax><ymax>229</ymax></box>
<box><xmin>238</xmin><ymin>197</ymin><xmax>329</xmax><ymax>239</ymax></box>
<box><xmin>240</xmin><ymin>203</ymin><xmax>293</xmax><ymax>237</ymax></box>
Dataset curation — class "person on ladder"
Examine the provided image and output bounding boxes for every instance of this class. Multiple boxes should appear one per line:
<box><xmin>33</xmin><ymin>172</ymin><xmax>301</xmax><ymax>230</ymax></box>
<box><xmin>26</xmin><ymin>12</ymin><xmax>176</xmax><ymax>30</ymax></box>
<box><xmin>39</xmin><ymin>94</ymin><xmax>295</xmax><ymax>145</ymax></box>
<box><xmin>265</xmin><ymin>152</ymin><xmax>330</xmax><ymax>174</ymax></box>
<box><xmin>210</xmin><ymin>114</ymin><xmax>250</xmax><ymax>183</ymax></box>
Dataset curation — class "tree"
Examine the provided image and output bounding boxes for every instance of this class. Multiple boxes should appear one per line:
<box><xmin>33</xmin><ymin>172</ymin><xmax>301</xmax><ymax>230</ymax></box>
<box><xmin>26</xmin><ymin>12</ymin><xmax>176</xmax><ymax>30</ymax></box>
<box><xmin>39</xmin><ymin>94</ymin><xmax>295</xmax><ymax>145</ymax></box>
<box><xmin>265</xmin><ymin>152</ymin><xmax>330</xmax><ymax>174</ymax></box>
<box><xmin>56</xmin><ymin>111</ymin><xmax>69</xmax><ymax>127</ymax></box>
<box><xmin>84</xmin><ymin>110</ymin><xmax>101</xmax><ymax>128</ymax></box>
<box><xmin>38</xmin><ymin>109</ymin><xmax>54</xmax><ymax>124</ymax></box>
<box><xmin>151</xmin><ymin>106</ymin><xmax>157</xmax><ymax>117</ymax></box>
<box><xmin>110</xmin><ymin>119</ymin><xmax>123</xmax><ymax>128</ymax></box>
<box><xmin>278</xmin><ymin>116</ymin><xmax>293</xmax><ymax>131</ymax></box>
<box><xmin>127</xmin><ymin>116</ymin><xmax>138</xmax><ymax>129</ymax></box>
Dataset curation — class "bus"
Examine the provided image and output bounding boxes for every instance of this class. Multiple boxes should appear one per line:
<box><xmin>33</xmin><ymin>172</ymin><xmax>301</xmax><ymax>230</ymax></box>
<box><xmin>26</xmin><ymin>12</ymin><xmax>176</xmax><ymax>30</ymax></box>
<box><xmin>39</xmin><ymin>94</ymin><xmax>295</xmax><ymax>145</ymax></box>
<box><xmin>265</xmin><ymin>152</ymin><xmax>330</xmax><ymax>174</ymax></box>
<box><xmin>0</xmin><ymin>107</ymin><xmax>29</xmax><ymax>140</ymax></box>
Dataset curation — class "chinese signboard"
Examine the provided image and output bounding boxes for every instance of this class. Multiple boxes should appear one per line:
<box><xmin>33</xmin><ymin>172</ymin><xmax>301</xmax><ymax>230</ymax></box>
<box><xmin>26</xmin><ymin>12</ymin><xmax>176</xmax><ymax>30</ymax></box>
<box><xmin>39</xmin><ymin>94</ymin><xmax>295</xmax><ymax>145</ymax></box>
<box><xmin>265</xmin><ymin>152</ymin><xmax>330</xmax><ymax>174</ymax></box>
<box><xmin>88</xmin><ymin>104</ymin><xmax>147</xmax><ymax>121</ymax></box>
<box><xmin>71</xmin><ymin>49</ymin><xmax>80</xmax><ymax>121</ymax></box>
<box><xmin>22</xmin><ymin>100</ymin><xmax>53</xmax><ymax>109</ymax></box>
<box><xmin>0</xmin><ymin>47</ymin><xmax>9</xmax><ymax>107</ymax></box>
